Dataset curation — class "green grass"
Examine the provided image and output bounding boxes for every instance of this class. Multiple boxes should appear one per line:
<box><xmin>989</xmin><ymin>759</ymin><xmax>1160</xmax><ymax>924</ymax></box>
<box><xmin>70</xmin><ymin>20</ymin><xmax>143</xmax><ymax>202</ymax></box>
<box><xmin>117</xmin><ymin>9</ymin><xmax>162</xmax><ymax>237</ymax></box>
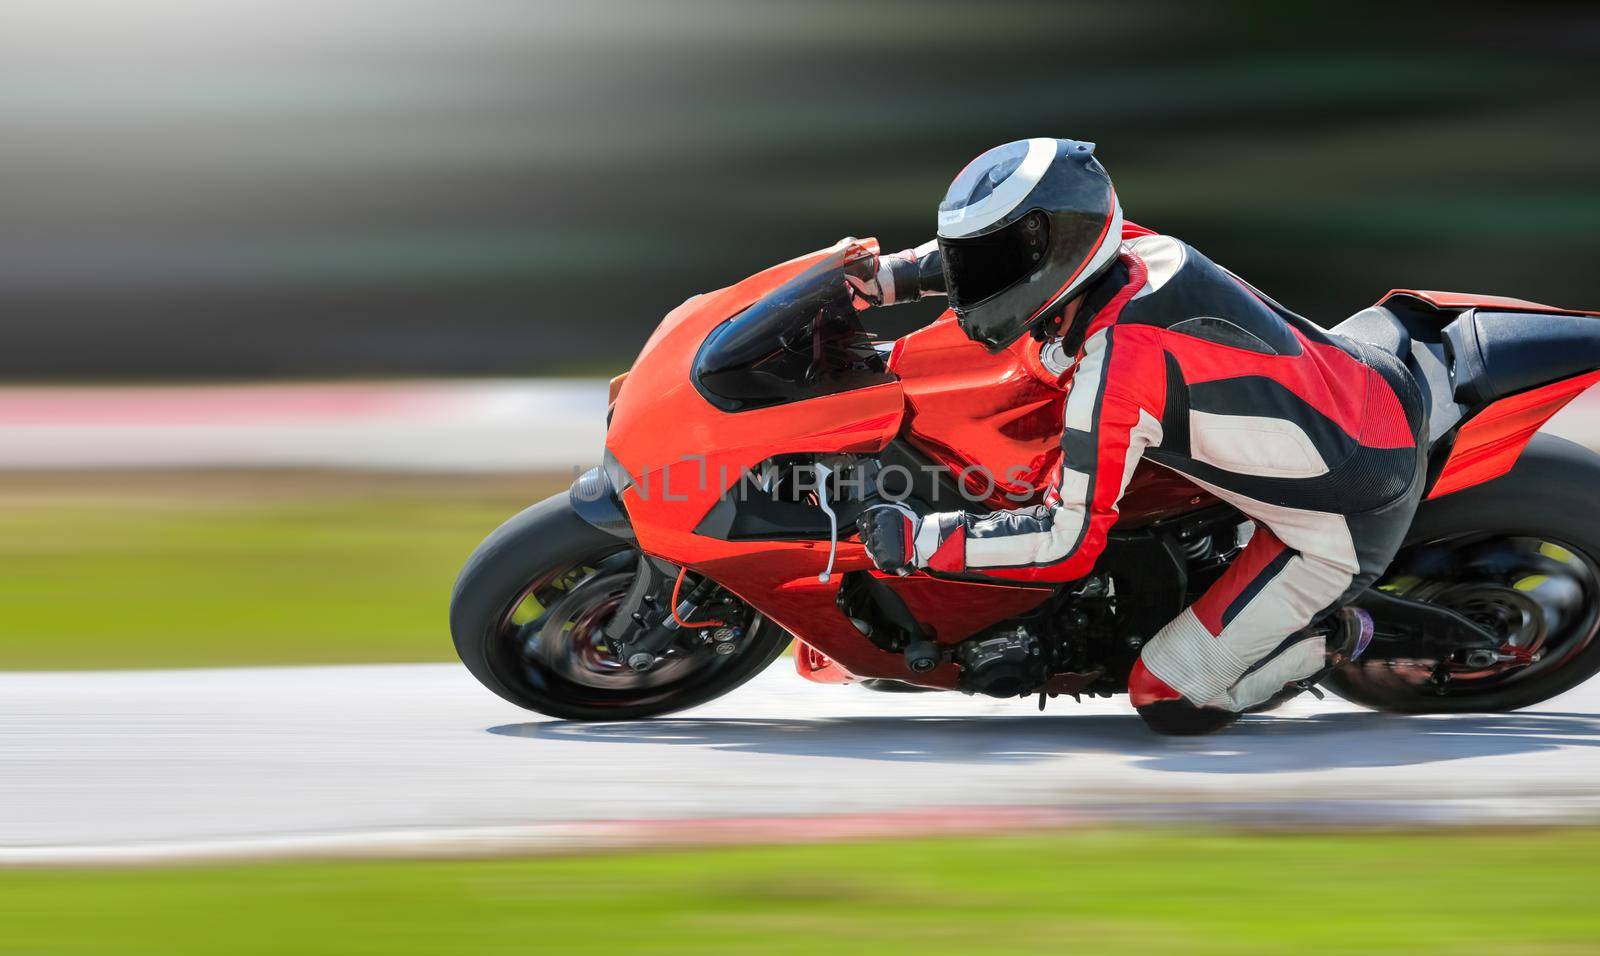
<box><xmin>0</xmin><ymin>472</ymin><xmax>566</xmax><ymax>669</ymax></box>
<box><xmin>4</xmin><ymin>829</ymin><xmax>1599</xmax><ymax>955</ymax></box>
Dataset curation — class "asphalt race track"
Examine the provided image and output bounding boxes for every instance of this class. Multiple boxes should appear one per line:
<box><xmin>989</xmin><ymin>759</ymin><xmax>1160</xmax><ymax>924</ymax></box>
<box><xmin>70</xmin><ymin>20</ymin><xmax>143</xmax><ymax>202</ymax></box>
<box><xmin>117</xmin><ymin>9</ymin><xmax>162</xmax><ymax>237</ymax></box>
<box><xmin>6</xmin><ymin>662</ymin><xmax>1600</xmax><ymax>864</ymax></box>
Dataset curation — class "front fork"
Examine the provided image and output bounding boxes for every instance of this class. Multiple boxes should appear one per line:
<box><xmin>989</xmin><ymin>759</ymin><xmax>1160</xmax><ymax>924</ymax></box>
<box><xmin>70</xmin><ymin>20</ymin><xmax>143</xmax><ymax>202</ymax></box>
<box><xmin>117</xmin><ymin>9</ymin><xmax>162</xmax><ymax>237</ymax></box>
<box><xmin>603</xmin><ymin>555</ymin><xmax>736</xmax><ymax>671</ymax></box>
<box><xmin>572</xmin><ymin>464</ymin><xmax>736</xmax><ymax>672</ymax></box>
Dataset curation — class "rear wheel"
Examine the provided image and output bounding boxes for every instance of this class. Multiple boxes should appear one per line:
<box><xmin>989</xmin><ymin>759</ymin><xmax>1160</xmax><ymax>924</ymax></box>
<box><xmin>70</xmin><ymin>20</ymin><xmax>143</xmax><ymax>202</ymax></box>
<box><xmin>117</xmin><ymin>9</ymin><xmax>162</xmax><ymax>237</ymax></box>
<box><xmin>450</xmin><ymin>495</ymin><xmax>791</xmax><ymax>720</ymax></box>
<box><xmin>1328</xmin><ymin>436</ymin><xmax>1600</xmax><ymax>713</ymax></box>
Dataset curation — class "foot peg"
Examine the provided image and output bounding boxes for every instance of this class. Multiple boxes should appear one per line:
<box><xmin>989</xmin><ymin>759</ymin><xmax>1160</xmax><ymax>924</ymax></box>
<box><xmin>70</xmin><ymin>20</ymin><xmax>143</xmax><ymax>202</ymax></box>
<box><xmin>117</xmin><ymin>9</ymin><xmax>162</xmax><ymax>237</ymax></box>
<box><xmin>1291</xmin><ymin>680</ymin><xmax>1325</xmax><ymax>701</ymax></box>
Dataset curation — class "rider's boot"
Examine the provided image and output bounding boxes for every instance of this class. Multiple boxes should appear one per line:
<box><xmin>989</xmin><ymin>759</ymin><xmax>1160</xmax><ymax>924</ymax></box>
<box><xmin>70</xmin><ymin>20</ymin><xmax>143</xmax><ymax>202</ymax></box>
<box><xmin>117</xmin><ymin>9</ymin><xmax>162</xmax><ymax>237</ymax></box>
<box><xmin>1243</xmin><ymin>607</ymin><xmax>1374</xmax><ymax>714</ymax></box>
<box><xmin>1131</xmin><ymin>608</ymin><xmax>1374</xmax><ymax>730</ymax></box>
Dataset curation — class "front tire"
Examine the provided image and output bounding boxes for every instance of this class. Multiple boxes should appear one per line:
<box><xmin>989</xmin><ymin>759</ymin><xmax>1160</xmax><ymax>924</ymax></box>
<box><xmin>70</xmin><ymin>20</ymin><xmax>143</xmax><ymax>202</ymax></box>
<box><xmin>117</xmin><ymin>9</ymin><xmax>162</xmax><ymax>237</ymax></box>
<box><xmin>450</xmin><ymin>495</ymin><xmax>791</xmax><ymax>720</ymax></box>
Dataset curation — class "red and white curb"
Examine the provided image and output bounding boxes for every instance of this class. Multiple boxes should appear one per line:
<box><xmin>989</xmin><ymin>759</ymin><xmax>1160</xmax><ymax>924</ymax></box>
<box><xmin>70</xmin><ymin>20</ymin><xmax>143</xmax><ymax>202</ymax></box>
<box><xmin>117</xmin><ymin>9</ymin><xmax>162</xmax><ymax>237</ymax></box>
<box><xmin>3</xmin><ymin>380</ymin><xmax>1599</xmax><ymax>472</ymax></box>
<box><xmin>0</xmin><ymin>379</ymin><xmax>607</xmax><ymax>471</ymax></box>
<box><xmin>3</xmin><ymin>800</ymin><xmax>1582</xmax><ymax>868</ymax></box>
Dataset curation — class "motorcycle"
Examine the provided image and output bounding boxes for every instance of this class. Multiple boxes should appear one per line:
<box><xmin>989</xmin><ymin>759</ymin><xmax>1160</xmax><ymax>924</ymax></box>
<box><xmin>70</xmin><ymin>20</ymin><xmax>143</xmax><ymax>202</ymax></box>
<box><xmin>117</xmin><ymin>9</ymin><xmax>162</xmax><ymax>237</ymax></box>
<box><xmin>450</xmin><ymin>226</ymin><xmax>1600</xmax><ymax>730</ymax></box>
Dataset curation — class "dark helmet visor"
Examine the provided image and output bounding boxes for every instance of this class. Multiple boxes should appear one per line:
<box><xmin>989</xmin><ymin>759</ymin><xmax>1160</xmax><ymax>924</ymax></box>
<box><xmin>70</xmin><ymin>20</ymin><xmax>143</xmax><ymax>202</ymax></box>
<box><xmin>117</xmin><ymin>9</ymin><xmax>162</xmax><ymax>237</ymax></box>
<box><xmin>938</xmin><ymin>210</ymin><xmax>1050</xmax><ymax>311</ymax></box>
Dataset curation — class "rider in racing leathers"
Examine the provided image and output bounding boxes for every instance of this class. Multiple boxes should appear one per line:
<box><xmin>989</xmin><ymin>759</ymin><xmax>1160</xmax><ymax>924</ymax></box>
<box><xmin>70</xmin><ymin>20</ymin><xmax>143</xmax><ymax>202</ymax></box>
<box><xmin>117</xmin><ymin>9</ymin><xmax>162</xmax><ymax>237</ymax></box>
<box><xmin>852</xmin><ymin>138</ymin><xmax>1425</xmax><ymax>734</ymax></box>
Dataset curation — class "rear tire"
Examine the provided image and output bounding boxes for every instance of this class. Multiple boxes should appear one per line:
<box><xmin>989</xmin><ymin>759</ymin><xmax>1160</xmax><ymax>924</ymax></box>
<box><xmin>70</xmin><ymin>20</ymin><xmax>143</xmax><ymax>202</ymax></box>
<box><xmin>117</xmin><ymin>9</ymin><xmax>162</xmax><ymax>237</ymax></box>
<box><xmin>450</xmin><ymin>494</ymin><xmax>791</xmax><ymax>720</ymax></box>
<box><xmin>1326</xmin><ymin>435</ymin><xmax>1600</xmax><ymax>713</ymax></box>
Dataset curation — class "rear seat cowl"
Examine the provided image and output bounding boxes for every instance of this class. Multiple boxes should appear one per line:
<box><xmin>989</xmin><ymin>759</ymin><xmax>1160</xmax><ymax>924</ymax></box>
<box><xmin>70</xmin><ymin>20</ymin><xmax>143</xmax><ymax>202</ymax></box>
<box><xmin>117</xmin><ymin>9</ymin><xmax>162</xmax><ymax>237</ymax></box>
<box><xmin>1443</xmin><ymin>308</ymin><xmax>1600</xmax><ymax>406</ymax></box>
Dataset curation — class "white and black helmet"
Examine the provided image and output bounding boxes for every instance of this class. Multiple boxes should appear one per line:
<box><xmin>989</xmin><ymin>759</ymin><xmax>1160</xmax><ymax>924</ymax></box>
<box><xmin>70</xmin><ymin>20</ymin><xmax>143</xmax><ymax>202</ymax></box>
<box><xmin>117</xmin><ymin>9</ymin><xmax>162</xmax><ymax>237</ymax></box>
<box><xmin>937</xmin><ymin>138</ymin><xmax>1123</xmax><ymax>351</ymax></box>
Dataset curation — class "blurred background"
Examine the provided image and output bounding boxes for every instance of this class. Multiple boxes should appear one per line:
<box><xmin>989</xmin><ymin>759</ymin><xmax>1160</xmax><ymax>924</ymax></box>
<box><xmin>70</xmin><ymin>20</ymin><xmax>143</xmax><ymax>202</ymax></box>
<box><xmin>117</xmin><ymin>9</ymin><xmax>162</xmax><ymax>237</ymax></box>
<box><xmin>5</xmin><ymin>0</ymin><xmax>1599</xmax><ymax>381</ymax></box>
<box><xmin>6</xmin><ymin>4</ymin><xmax>1600</xmax><ymax>950</ymax></box>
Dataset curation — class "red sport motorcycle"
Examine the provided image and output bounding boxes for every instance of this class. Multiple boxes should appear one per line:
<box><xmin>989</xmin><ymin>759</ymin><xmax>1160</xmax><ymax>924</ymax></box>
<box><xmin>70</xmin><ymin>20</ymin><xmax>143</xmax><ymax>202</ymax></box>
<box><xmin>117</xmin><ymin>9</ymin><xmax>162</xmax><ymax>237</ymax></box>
<box><xmin>451</xmin><ymin>228</ymin><xmax>1600</xmax><ymax>725</ymax></box>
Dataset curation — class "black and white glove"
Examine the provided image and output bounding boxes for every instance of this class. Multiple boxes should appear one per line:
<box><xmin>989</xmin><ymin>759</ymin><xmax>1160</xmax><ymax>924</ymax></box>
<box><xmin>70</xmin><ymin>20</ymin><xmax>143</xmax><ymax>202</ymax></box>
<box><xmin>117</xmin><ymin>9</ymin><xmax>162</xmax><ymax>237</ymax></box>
<box><xmin>844</xmin><ymin>242</ymin><xmax>943</xmax><ymax>311</ymax></box>
<box><xmin>856</xmin><ymin>502</ymin><xmax>923</xmax><ymax>575</ymax></box>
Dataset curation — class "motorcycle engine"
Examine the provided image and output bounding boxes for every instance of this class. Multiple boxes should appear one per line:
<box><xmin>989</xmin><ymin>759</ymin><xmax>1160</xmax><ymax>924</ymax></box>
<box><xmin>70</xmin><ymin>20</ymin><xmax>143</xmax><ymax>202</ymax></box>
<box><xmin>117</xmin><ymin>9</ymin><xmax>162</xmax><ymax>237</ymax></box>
<box><xmin>955</xmin><ymin>625</ymin><xmax>1047</xmax><ymax>698</ymax></box>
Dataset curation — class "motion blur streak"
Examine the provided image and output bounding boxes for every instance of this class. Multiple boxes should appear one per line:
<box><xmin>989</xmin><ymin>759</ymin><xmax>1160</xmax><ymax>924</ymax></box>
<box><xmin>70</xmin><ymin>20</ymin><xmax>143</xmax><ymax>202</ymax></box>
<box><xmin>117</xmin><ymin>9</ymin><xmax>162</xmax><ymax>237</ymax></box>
<box><xmin>8</xmin><ymin>663</ymin><xmax>1600</xmax><ymax>864</ymax></box>
<box><xmin>0</xmin><ymin>379</ymin><xmax>606</xmax><ymax>469</ymax></box>
<box><xmin>2</xmin><ymin>1</ymin><xmax>1597</xmax><ymax>379</ymax></box>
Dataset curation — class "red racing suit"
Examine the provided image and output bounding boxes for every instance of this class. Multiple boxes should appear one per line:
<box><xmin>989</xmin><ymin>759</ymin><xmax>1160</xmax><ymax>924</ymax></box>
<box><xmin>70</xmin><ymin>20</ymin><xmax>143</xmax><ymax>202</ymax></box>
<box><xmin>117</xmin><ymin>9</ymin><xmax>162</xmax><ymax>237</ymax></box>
<box><xmin>888</xmin><ymin>232</ymin><xmax>1426</xmax><ymax>710</ymax></box>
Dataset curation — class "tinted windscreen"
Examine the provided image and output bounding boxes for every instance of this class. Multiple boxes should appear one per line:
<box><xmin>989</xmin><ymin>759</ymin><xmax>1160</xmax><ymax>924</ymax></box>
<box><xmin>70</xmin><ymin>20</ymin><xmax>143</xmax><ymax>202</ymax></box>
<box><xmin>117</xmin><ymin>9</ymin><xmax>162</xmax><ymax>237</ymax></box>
<box><xmin>939</xmin><ymin>212</ymin><xmax>1049</xmax><ymax>309</ymax></box>
<box><xmin>692</xmin><ymin>245</ymin><xmax>893</xmax><ymax>412</ymax></box>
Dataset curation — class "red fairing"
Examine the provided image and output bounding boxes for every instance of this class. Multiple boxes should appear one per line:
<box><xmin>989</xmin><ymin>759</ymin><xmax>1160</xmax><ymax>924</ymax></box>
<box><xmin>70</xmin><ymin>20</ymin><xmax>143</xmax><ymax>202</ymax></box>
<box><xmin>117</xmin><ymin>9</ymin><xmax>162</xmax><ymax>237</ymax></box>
<box><xmin>611</xmin><ymin>241</ymin><xmax>906</xmax><ymax>551</ymax></box>
<box><xmin>892</xmin><ymin>314</ymin><xmax>1069</xmax><ymax>508</ymax></box>
<box><xmin>1381</xmin><ymin>289</ymin><xmax>1600</xmax><ymax>318</ymax></box>
<box><xmin>607</xmin><ymin>239</ymin><xmax>1072</xmax><ymax>688</ymax></box>
<box><xmin>1429</xmin><ymin>369</ymin><xmax>1600</xmax><ymax>498</ymax></box>
<box><xmin>874</xmin><ymin>572</ymin><xmax>1052</xmax><ymax>643</ymax></box>
<box><xmin>793</xmin><ymin>642</ymin><xmax>852</xmax><ymax>683</ymax></box>
<box><xmin>608</xmin><ymin>242</ymin><xmax>921</xmax><ymax>685</ymax></box>
<box><xmin>602</xmin><ymin>232</ymin><xmax>1204</xmax><ymax>688</ymax></box>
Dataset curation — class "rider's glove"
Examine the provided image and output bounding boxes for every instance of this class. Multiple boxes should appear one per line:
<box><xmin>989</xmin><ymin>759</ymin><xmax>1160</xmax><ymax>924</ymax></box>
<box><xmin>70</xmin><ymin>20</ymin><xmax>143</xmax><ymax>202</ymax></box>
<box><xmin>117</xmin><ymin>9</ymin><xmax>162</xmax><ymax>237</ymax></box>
<box><xmin>856</xmin><ymin>502</ymin><xmax>922</xmax><ymax>575</ymax></box>
<box><xmin>857</xmin><ymin>502</ymin><xmax>968</xmax><ymax>575</ymax></box>
<box><xmin>844</xmin><ymin>241</ymin><xmax>942</xmax><ymax>311</ymax></box>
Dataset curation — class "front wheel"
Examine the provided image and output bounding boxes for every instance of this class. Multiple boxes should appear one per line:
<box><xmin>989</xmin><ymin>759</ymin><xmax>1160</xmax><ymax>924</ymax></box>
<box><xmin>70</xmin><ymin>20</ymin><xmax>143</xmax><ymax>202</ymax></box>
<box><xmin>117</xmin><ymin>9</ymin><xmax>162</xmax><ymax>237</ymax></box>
<box><xmin>1327</xmin><ymin>435</ymin><xmax>1600</xmax><ymax>713</ymax></box>
<box><xmin>449</xmin><ymin>495</ymin><xmax>791</xmax><ymax>720</ymax></box>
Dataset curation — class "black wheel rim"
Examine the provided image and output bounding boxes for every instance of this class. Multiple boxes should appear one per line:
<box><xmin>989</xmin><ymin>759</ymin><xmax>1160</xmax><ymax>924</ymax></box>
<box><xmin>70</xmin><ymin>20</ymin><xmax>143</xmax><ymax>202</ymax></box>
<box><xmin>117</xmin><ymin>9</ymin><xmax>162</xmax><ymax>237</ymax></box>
<box><xmin>1372</xmin><ymin>534</ymin><xmax>1600</xmax><ymax>694</ymax></box>
<box><xmin>487</xmin><ymin>547</ymin><xmax>763</xmax><ymax>712</ymax></box>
